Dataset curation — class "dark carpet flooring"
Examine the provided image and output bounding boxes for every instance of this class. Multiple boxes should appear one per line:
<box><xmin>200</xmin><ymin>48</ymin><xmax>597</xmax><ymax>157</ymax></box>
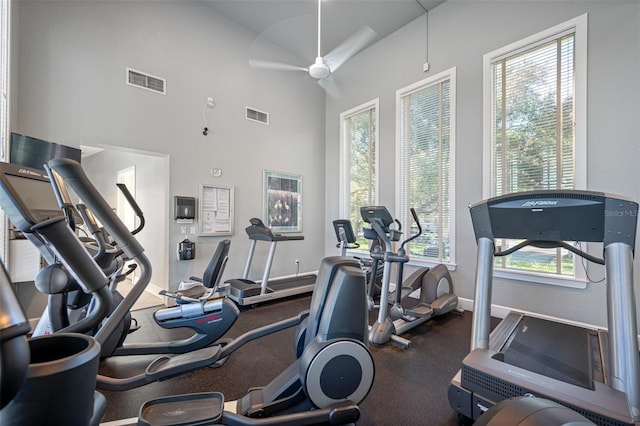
<box><xmin>100</xmin><ymin>294</ymin><xmax>479</xmax><ymax>425</ymax></box>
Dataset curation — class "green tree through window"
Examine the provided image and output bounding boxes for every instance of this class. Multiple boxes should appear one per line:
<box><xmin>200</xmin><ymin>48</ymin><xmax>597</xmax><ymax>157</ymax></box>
<box><xmin>340</xmin><ymin>100</ymin><xmax>378</xmax><ymax>250</ymax></box>
<box><xmin>489</xmin><ymin>27</ymin><xmax>581</xmax><ymax>277</ymax></box>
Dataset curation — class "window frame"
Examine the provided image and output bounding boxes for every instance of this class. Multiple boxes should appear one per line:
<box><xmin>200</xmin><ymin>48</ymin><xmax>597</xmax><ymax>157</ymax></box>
<box><xmin>0</xmin><ymin>0</ymin><xmax>9</xmax><ymax>262</ymax></box>
<box><xmin>395</xmin><ymin>67</ymin><xmax>456</xmax><ymax>269</ymax></box>
<box><xmin>339</xmin><ymin>98</ymin><xmax>379</xmax><ymax>253</ymax></box>
<box><xmin>482</xmin><ymin>14</ymin><xmax>588</xmax><ymax>288</ymax></box>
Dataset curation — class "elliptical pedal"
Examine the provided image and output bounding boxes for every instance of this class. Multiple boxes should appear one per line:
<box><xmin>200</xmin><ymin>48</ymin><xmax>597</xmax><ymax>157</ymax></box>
<box><xmin>405</xmin><ymin>303</ymin><xmax>433</xmax><ymax>319</ymax></box>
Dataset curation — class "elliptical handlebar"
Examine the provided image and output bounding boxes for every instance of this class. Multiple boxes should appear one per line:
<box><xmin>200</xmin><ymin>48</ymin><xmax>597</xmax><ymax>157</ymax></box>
<box><xmin>116</xmin><ymin>183</ymin><xmax>145</xmax><ymax>235</ymax></box>
<box><xmin>361</xmin><ymin>206</ymin><xmax>422</xmax><ymax>253</ymax></box>
<box><xmin>48</xmin><ymin>158</ymin><xmax>145</xmax><ymax>260</ymax></box>
<box><xmin>44</xmin><ymin>164</ymin><xmax>78</xmax><ymax>231</ymax></box>
<box><xmin>400</xmin><ymin>208</ymin><xmax>422</xmax><ymax>250</ymax></box>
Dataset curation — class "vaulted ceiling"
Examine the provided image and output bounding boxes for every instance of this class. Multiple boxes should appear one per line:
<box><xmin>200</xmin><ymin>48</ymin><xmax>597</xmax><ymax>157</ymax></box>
<box><xmin>203</xmin><ymin>0</ymin><xmax>445</xmax><ymax>66</ymax></box>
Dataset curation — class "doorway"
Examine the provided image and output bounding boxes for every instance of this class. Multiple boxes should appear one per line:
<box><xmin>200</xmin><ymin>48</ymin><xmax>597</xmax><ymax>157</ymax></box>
<box><xmin>81</xmin><ymin>144</ymin><xmax>169</xmax><ymax>310</ymax></box>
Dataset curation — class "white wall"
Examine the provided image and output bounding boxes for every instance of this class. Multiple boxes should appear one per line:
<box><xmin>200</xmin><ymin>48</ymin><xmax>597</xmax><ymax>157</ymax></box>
<box><xmin>324</xmin><ymin>1</ymin><xmax>640</xmax><ymax>327</ymax></box>
<box><xmin>12</xmin><ymin>0</ymin><xmax>327</xmax><ymax>290</ymax></box>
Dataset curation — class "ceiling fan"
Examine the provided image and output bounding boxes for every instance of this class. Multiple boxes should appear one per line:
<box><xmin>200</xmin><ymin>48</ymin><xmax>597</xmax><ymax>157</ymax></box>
<box><xmin>249</xmin><ymin>0</ymin><xmax>377</xmax><ymax>96</ymax></box>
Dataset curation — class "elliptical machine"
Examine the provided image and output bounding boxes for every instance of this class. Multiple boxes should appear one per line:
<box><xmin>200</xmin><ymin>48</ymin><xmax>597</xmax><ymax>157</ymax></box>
<box><xmin>361</xmin><ymin>206</ymin><xmax>459</xmax><ymax>348</ymax></box>
<box><xmin>0</xmin><ymin>161</ymin><xmax>242</xmax><ymax>391</ymax></box>
<box><xmin>38</xmin><ymin>165</ymin><xmax>239</xmax><ymax>360</ymax></box>
<box><xmin>333</xmin><ymin>218</ymin><xmax>383</xmax><ymax>300</ymax></box>
<box><xmin>0</xmin><ymin>158</ymin><xmax>376</xmax><ymax>425</ymax></box>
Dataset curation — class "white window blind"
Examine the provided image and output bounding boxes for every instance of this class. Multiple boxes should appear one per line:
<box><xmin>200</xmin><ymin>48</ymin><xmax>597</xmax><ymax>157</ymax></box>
<box><xmin>485</xmin><ymin>15</ymin><xmax>588</xmax><ymax>282</ymax></box>
<box><xmin>340</xmin><ymin>99</ymin><xmax>378</xmax><ymax>249</ymax></box>
<box><xmin>492</xmin><ymin>34</ymin><xmax>575</xmax><ymax>196</ymax></box>
<box><xmin>397</xmin><ymin>69</ymin><xmax>455</xmax><ymax>265</ymax></box>
<box><xmin>0</xmin><ymin>0</ymin><xmax>9</xmax><ymax>261</ymax></box>
<box><xmin>1</xmin><ymin>0</ymin><xmax>9</xmax><ymax>162</ymax></box>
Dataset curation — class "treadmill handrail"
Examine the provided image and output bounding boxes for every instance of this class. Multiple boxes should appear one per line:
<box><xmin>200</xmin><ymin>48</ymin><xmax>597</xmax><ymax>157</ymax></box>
<box><xmin>495</xmin><ymin>239</ymin><xmax>605</xmax><ymax>265</ymax></box>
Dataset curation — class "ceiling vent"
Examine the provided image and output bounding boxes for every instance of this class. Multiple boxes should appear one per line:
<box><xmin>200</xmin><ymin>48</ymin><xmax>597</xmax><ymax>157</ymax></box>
<box><xmin>246</xmin><ymin>107</ymin><xmax>269</xmax><ymax>125</ymax></box>
<box><xmin>126</xmin><ymin>67</ymin><xmax>166</xmax><ymax>95</ymax></box>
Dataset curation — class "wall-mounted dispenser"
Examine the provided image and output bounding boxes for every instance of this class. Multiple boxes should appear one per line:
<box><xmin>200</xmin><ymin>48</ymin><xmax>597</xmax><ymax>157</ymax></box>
<box><xmin>175</xmin><ymin>196</ymin><xmax>196</xmax><ymax>222</ymax></box>
<box><xmin>178</xmin><ymin>238</ymin><xmax>196</xmax><ymax>260</ymax></box>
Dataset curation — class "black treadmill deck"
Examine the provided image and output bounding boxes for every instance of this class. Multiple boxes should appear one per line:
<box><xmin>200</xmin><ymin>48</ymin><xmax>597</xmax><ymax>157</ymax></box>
<box><xmin>501</xmin><ymin>316</ymin><xmax>596</xmax><ymax>390</ymax></box>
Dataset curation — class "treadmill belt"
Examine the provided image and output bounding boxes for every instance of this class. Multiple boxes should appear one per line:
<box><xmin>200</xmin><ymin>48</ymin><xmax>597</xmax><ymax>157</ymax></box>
<box><xmin>266</xmin><ymin>274</ymin><xmax>317</xmax><ymax>291</ymax></box>
<box><xmin>503</xmin><ymin>316</ymin><xmax>593</xmax><ymax>390</ymax></box>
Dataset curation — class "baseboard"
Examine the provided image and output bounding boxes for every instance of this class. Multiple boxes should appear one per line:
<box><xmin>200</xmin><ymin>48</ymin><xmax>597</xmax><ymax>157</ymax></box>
<box><xmin>458</xmin><ymin>297</ymin><xmax>599</xmax><ymax>327</ymax></box>
<box><xmin>457</xmin><ymin>296</ymin><xmax>604</xmax><ymax>330</ymax></box>
<box><xmin>457</xmin><ymin>296</ymin><xmax>640</xmax><ymax>347</ymax></box>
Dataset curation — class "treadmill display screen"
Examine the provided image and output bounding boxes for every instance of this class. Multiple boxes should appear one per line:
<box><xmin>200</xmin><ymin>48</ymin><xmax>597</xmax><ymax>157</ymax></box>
<box><xmin>487</xmin><ymin>194</ymin><xmax>605</xmax><ymax>242</ymax></box>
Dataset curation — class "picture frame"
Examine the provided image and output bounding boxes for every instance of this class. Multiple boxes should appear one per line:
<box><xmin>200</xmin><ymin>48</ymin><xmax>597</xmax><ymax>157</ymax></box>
<box><xmin>263</xmin><ymin>170</ymin><xmax>302</xmax><ymax>233</ymax></box>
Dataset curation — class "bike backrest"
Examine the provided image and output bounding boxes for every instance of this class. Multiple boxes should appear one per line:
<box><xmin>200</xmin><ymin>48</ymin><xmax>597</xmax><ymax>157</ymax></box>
<box><xmin>201</xmin><ymin>239</ymin><xmax>231</xmax><ymax>290</ymax></box>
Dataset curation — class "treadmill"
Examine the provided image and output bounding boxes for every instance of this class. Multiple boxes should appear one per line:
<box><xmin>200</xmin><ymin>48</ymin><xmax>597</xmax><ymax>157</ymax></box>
<box><xmin>448</xmin><ymin>190</ymin><xmax>640</xmax><ymax>425</ymax></box>
<box><xmin>226</xmin><ymin>218</ymin><xmax>316</xmax><ymax>306</ymax></box>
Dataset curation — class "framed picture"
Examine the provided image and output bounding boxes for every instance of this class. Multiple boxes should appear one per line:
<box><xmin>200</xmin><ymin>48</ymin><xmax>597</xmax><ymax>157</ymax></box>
<box><xmin>263</xmin><ymin>170</ymin><xmax>302</xmax><ymax>233</ymax></box>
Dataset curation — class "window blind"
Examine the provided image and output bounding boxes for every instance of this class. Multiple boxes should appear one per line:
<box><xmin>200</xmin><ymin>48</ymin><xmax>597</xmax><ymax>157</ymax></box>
<box><xmin>399</xmin><ymin>77</ymin><xmax>452</xmax><ymax>263</ymax></box>
<box><xmin>342</xmin><ymin>103</ymin><xmax>377</xmax><ymax>247</ymax></box>
<box><xmin>491</xmin><ymin>33</ymin><xmax>576</xmax><ymax>276</ymax></box>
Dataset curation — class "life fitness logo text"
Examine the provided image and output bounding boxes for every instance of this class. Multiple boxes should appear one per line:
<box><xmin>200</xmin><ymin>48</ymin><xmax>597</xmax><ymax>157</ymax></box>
<box><xmin>521</xmin><ymin>200</ymin><xmax>558</xmax><ymax>208</ymax></box>
<box><xmin>18</xmin><ymin>168</ymin><xmax>42</xmax><ymax>177</ymax></box>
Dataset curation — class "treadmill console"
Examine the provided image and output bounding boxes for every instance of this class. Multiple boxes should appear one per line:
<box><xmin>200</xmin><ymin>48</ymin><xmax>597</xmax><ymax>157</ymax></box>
<box><xmin>470</xmin><ymin>190</ymin><xmax>637</xmax><ymax>249</ymax></box>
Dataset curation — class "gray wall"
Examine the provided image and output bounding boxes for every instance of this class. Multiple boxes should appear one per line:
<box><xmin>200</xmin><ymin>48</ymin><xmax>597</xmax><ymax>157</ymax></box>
<box><xmin>12</xmin><ymin>0</ymin><xmax>326</xmax><ymax>291</ymax></box>
<box><xmin>324</xmin><ymin>1</ymin><xmax>640</xmax><ymax>327</ymax></box>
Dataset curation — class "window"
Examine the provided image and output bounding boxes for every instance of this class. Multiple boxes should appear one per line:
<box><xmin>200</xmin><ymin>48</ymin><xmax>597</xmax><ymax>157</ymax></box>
<box><xmin>0</xmin><ymin>0</ymin><xmax>9</xmax><ymax>261</ymax></box>
<box><xmin>483</xmin><ymin>15</ymin><xmax>587</xmax><ymax>285</ymax></box>
<box><xmin>1</xmin><ymin>0</ymin><xmax>9</xmax><ymax>161</ymax></box>
<box><xmin>397</xmin><ymin>68</ymin><xmax>456</xmax><ymax>266</ymax></box>
<box><xmin>339</xmin><ymin>99</ymin><xmax>379</xmax><ymax>250</ymax></box>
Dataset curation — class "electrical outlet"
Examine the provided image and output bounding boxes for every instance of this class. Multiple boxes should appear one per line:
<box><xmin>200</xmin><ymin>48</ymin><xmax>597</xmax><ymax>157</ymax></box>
<box><xmin>181</xmin><ymin>226</ymin><xmax>187</xmax><ymax>235</ymax></box>
<box><xmin>190</xmin><ymin>226</ymin><xmax>196</xmax><ymax>235</ymax></box>
<box><xmin>207</xmin><ymin>97</ymin><xmax>215</xmax><ymax>108</ymax></box>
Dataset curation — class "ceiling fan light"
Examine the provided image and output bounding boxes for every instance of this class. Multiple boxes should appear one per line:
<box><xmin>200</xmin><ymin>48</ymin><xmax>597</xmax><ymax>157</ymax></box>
<box><xmin>309</xmin><ymin>57</ymin><xmax>331</xmax><ymax>79</ymax></box>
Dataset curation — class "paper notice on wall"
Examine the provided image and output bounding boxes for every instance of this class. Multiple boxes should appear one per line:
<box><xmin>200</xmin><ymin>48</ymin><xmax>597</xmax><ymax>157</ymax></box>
<box><xmin>201</xmin><ymin>186</ymin><xmax>232</xmax><ymax>234</ymax></box>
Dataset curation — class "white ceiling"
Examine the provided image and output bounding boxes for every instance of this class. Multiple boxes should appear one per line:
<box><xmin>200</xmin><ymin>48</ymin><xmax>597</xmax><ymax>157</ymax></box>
<box><xmin>202</xmin><ymin>0</ymin><xmax>445</xmax><ymax>66</ymax></box>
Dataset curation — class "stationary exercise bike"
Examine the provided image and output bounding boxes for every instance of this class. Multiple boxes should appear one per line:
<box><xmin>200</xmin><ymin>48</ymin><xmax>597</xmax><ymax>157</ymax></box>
<box><xmin>361</xmin><ymin>206</ymin><xmax>459</xmax><ymax>348</ymax></box>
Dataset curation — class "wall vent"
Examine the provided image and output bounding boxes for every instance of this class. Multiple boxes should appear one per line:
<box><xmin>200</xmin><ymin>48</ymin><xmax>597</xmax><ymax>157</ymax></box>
<box><xmin>126</xmin><ymin>67</ymin><xmax>166</xmax><ymax>95</ymax></box>
<box><xmin>246</xmin><ymin>107</ymin><xmax>269</xmax><ymax>125</ymax></box>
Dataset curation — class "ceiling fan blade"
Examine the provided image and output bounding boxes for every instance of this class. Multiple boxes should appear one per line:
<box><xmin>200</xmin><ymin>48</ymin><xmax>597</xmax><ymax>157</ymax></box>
<box><xmin>248</xmin><ymin>59</ymin><xmax>308</xmax><ymax>73</ymax></box>
<box><xmin>318</xmin><ymin>75</ymin><xmax>343</xmax><ymax>99</ymax></box>
<box><xmin>323</xmin><ymin>25</ymin><xmax>377</xmax><ymax>73</ymax></box>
